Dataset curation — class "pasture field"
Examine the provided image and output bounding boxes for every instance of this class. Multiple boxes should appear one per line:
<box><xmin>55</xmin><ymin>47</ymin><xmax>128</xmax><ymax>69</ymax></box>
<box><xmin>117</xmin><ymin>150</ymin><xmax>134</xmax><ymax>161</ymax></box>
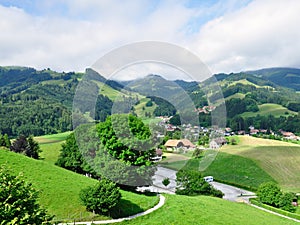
<box><xmin>220</xmin><ymin>136</ymin><xmax>300</xmax><ymax>192</ymax></box>
<box><xmin>35</xmin><ymin>132</ymin><xmax>71</xmax><ymax>164</ymax></box>
<box><xmin>0</xmin><ymin>149</ymin><xmax>159</xmax><ymax>222</ymax></box>
<box><xmin>118</xmin><ymin>195</ymin><xmax>298</xmax><ymax>225</ymax></box>
<box><xmin>241</xmin><ymin>103</ymin><xmax>297</xmax><ymax>117</ymax></box>
<box><xmin>34</xmin><ymin>131</ymin><xmax>71</xmax><ymax>144</ymax></box>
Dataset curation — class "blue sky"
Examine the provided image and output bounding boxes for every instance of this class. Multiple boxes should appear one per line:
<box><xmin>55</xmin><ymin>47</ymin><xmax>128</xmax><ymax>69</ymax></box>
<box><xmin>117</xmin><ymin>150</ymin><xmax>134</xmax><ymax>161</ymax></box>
<box><xmin>0</xmin><ymin>0</ymin><xmax>299</xmax><ymax>78</ymax></box>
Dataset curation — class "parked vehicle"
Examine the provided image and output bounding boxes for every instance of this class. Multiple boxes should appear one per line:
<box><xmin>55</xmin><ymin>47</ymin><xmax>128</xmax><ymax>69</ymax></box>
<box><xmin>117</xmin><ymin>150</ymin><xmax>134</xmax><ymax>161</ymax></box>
<box><xmin>204</xmin><ymin>176</ymin><xmax>214</xmax><ymax>182</ymax></box>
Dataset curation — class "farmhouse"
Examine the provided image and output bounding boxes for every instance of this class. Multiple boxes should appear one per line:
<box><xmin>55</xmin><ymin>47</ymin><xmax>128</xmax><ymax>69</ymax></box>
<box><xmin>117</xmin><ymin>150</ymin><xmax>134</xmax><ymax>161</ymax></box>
<box><xmin>209</xmin><ymin>137</ymin><xmax>227</xmax><ymax>149</ymax></box>
<box><xmin>164</xmin><ymin>139</ymin><xmax>195</xmax><ymax>151</ymax></box>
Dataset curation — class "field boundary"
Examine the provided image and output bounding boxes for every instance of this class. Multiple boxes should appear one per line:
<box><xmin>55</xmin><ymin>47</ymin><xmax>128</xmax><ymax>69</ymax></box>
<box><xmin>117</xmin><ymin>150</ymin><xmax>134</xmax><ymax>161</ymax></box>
<box><xmin>250</xmin><ymin>199</ymin><xmax>300</xmax><ymax>222</ymax></box>
<box><xmin>56</xmin><ymin>194</ymin><xmax>165</xmax><ymax>225</ymax></box>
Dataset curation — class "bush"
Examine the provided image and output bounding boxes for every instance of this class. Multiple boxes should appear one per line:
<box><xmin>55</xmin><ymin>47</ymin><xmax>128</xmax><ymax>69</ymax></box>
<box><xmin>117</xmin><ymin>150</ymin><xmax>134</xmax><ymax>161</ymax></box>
<box><xmin>192</xmin><ymin>148</ymin><xmax>203</xmax><ymax>158</ymax></box>
<box><xmin>279</xmin><ymin>192</ymin><xmax>297</xmax><ymax>213</ymax></box>
<box><xmin>0</xmin><ymin>166</ymin><xmax>53</xmax><ymax>224</ymax></box>
<box><xmin>257</xmin><ymin>182</ymin><xmax>282</xmax><ymax>207</ymax></box>
<box><xmin>80</xmin><ymin>178</ymin><xmax>121</xmax><ymax>215</ymax></box>
<box><xmin>162</xmin><ymin>177</ymin><xmax>170</xmax><ymax>187</ymax></box>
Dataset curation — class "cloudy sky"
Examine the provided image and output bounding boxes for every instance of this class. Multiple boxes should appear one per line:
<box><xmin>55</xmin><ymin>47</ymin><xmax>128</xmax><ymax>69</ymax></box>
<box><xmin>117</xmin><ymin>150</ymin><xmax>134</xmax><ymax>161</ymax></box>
<box><xmin>0</xmin><ymin>0</ymin><xmax>300</xmax><ymax>78</ymax></box>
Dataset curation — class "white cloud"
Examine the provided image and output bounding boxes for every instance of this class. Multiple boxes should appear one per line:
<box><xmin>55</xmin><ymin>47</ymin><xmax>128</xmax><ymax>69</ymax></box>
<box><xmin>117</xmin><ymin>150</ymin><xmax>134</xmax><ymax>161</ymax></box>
<box><xmin>194</xmin><ymin>0</ymin><xmax>300</xmax><ymax>73</ymax></box>
<box><xmin>0</xmin><ymin>0</ymin><xmax>300</xmax><ymax>76</ymax></box>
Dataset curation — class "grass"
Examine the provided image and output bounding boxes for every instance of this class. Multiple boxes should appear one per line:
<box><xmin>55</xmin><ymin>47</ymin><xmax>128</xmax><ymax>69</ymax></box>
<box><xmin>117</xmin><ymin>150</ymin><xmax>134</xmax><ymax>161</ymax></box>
<box><xmin>0</xmin><ymin>150</ymin><xmax>159</xmax><ymax>222</ymax></box>
<box><xmin>39</xmin><ymin>141</ymin><xmax>63</xmax><ymax>164</ymax></box>
<box><xmin>241</xmin><ymin>103</ymin><xmax>297</xmax><ymax>117</ymax></box>
<box><xmin>159</xmin><ymin>152</ymin><xmax>191</xmax><ymax>170</ymax></box>
<box><xmin>134</xmin><ymin>98</ymin><xmax>157</xmax><ymax>118</ymax></box>
<box><xmin>202</xmin><ymin>151</ymin><xmax>275</xmax><ymax>190</ymax></box>
<box><xmin>118</xmin><ymin>194</ymin><xmax>298</xmax><ymax>225</ymax></box>
<box><xmin>36</xmin><ymin>132</ymin><xmax>71</xmax><ymax>164</ymax></box>
<box><xmin>224</xmin><ymin>79</ymin><xmax>275</xmax><ymax>90</ymax></box>
<box><xmin>34</xmin><ymin>131</ymin><xmax>71</xmax><ymax>144</ymax></box>
<box><xmin>225</xmin><ymin>92</ymin><xmax>245</xmax><ymax>100</ymax></box>
<box><xmin>220</xmin><ymin>136</ymin><xmax>300</xmax><ymax>192</ymax></box>
<box><xmin>250</xmin><ymin>199</ymin><xmax>300</xmax><ymax>220</ymax></box>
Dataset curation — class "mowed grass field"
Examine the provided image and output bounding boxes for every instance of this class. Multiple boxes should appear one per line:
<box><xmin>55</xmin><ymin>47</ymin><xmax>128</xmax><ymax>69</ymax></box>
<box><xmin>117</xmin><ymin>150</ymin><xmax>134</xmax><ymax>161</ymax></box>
<box><xmin>217</xmin><ymin>136</ymin><xmax>300</xmax><ymax>192</ymax></box>
<box><xmin>118</xmin><ymin>195</ymin><xmax>298</xmax><ymax>225</ymax></box>
<box><xmin>36</xmin><ymin>132</ymin><xmax>71</xmax><ymax>164</ymax></box>
<box><xmin>1</xmin><ymin>133</ymin><xmax>159</xmax><ymax>222</ymax></box>
<box><xmin>241</xmin><ymin>103</ymin><xmax>297</xmax><ymax>117</ymax></box>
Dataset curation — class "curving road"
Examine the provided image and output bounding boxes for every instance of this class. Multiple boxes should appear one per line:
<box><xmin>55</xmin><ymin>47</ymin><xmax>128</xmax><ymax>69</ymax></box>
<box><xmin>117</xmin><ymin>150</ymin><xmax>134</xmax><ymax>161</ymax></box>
<box><xmin>148</xmin><ymin>166</ymin><xmax>256</xmax><ymax>203</ymax></box>
<box><xmin>210</xmin><ymin>181</ymin><xmax>255</xmax><ymax>203</ymax></box>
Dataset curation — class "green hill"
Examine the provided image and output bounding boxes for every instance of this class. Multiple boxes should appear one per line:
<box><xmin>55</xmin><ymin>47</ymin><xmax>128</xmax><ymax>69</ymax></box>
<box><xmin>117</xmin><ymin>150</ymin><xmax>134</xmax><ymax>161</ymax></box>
<box><xmin>0</xmin><ymin>149</ymin><xmax>158</xmax><ymax>222</ymax></box>
<box><xmin>241</xmin><ymin>103</ymin><xmax>297</xmax><ymax>118</ymax></box>
<box><xmin>119</xmin><ymin>195</ymin><xmax>298</xmax><ymax>225</ymax></box>
<box><xmin>245</xmin><ymin>67</ymin><xmax>300</xmax><ymax>91</ymax></box>
<box><xmin>204</xmin><ymin>136</ymin><xmax>300</xmax><ymax>192</ymax></box>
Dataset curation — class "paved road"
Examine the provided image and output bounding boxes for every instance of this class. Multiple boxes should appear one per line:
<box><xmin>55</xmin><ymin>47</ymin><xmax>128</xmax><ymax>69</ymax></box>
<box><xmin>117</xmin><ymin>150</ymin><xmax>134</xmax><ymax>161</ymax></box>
<box><xmin>143</xmin><ymin>166</ymin><xmax>256</xmax><ymax>203</ymax></box>
<box><xmin>137</xmin><ymin>166</ymin><xmax>176</xmax><ymax>194</ymax></box>
<box><xmin>210</xmin><ymin>181</ymin><xmax>255</xmax><ymax>203</ymax></box>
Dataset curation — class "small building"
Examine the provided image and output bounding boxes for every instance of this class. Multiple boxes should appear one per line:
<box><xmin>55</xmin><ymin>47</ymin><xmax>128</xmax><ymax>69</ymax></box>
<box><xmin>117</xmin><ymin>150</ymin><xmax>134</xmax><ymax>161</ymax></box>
<box><xmin>209</xmin><ymin>137</ymin><xmax>227</xmax><ymax>149</ymax></box>
<box><xmin>164</xmin><ymin>139</ymin><xmax>195</xmax><ymax>151</ymax></box>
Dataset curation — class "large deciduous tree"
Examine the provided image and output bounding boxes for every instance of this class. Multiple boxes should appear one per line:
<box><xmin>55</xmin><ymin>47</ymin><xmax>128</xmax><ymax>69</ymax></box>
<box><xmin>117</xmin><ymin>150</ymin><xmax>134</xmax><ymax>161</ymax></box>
<box><xmin>96</xmin><ymin>114</ymin><xmax>156</xmax><ymax>187</ymax></box>
<box><xmin>0</xmin><ymin>167</ymin><xmax>53</xmax><ymax>224</ymax></box>
<box><xmin>257</xmin><ymin>182</ymin><xmax>282</xmax><ymax>207</ymax></box>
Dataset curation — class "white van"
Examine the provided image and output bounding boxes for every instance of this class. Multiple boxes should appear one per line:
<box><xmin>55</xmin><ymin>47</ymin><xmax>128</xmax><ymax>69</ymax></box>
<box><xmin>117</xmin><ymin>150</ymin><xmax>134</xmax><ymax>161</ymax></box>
<box><xmin>204</xmin><ymin>176</ymin><xmax>214</xmax><ymax>182</ymax></box>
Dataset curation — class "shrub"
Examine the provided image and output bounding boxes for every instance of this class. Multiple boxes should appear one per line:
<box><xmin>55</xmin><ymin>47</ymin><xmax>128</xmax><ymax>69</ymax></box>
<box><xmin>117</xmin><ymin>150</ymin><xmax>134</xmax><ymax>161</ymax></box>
<box><xmin>192</xmin><ymin>148</ymin><xmax>203</xmax><ymax>158</ymax></box>
<box><xmin>80</xmin><ymin>178</ymin><xmax>121</xmax><ymax>215</ymax></box>
<box><xmin>0</xmin><ymin>167</ymin><xmax>53</xmax><ymax>224</ymax></box>
<box><xmin>279</xmin><ymin>192</ymin><xmax>297</xmax><ymax>213</ymax></box>
<box><xmin>257</xmin><ymin>182</ymin><xmax>282</xmax><ymax>207</ymax></box>
<box><xmin>162</xmin><ymin>177</ymin><xmax>170</xmax><ymax>187</ymax></box>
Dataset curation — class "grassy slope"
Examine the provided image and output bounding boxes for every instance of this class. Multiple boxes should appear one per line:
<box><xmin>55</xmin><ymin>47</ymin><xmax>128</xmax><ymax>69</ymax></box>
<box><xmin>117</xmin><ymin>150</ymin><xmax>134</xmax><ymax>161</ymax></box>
<box><xmin>202</xmin><ymin>151</ymin><xmax>275</xmax><ymax>190</ymax></box>
<box><xmin>225</xmin><ymin>92</ymin><xmax>246</xmax><ymax>100</ymax></box>
<box><xmin>221</xmin><ymin>136</ymin><xmax>300</xmax><ymax>192</ymax></box>
<box><xmin>241</xmin><ymin>103</ymin><xmax>297</xmax><ymax>117</ymax></box>
<box><xmin>34</xmin><ymin>131</ymin><xmax>72</xmax><ymax>144</ymax></box>
<box><xmin>119</xmin><ymin>195</ymin><xmax>298</xmax><ymax>225</ymax></box>
<box><xmin>0</xmin><ymin>150</ymin><xmax>158</xmax><ymax>222</ymax></box>
<box><xmin>134</xmin><ymin>98</ymin><xmax>156</xmax><ymax>118</ymax></box>
<box><xmin>36</xmin><ymin>132</ymin><xmax>71</xmax><ymax>164</ymax></box>
<box><xmin>225</xmin><ymin>79</ymin><xmax>275</xmax><ymax>90</ymax></box>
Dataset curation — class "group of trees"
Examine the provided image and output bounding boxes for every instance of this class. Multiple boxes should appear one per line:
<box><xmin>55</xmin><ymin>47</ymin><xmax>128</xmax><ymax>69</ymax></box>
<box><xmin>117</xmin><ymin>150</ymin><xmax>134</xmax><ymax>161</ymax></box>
<box><xmin>228</xmin><ymin>113</ymin><xmax>300</xmax><ymax>134</ymax></box>
<box><xmin>9</xmin><ymin>135</ymin><xmax>41</xmax><ymax>159</ymax></box>
<box><xmin>176</xmin><ymin>169</ymin><xmax>223</xmax><ymax>198</ymax></box>
<box><xmin>56</xmin><ymin>114</ymin><xmax>156</xmax><ymax>188</ymax></box>
<box><xmin>257</xmin><ymin>182</ymin><xmax>297</xmax><ymax>212</ymax></box>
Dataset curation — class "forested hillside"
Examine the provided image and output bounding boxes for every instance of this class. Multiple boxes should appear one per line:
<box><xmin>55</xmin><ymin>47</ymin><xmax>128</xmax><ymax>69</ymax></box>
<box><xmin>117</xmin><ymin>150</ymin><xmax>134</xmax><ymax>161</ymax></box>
<box><xmin>0</xmin><ymin>67</ymin><xmax>115</xmax><ymax>137</ymax></box>
<box><xmin>2</xmin><ymin>66</ymin><xmax>300</xmax><ymax>137</ymax></box>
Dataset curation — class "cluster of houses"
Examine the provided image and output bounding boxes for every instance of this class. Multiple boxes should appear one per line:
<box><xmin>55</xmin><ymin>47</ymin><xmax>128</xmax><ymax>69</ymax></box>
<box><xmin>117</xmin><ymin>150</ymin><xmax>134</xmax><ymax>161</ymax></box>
<box><xmin>194</xmin><ymin>105</ymin><xmax>216</xmax><ymax>114</ymax></box>
<box><xmin>152</xmin><ymin>116</ymin><xmax>300</xmax><ymax>162</ymax></box>
<box><xmin>236</xmin><ymin>125</ymin><xmax>300</xmax><ymax>140</ymax></box>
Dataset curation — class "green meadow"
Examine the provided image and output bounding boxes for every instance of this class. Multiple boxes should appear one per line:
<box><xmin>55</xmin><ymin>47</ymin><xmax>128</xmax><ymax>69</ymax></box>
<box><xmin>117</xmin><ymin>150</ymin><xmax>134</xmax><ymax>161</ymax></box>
<box><xmin>118</xmin><ymin>195</ymin><xmax>298</xmax><ymax>225</ymax></box>
<box><xmin>0</xmin><ymin>146</ymin><xmax>158</xmax><ymax>222</ymax></box>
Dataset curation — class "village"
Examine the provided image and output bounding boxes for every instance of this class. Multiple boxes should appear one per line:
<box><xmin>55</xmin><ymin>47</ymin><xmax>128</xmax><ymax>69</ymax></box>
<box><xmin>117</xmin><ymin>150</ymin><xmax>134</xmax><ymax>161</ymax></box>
<box><xmin>151</xmin><ymin>115</ymin><xmax>300</xmax><ymax>162</ymax></box>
